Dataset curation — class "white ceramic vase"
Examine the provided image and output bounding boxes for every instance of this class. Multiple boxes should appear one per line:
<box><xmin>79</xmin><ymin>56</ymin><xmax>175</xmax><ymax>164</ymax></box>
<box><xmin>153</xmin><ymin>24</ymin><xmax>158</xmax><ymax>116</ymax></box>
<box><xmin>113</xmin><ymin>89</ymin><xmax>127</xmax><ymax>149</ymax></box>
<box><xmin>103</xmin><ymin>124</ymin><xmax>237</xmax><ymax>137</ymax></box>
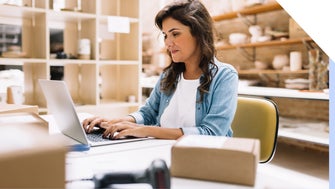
<box><xmin>272</xmin><ymin>54</ymin><xmax>289</xmax><ymax>70</ymax></box>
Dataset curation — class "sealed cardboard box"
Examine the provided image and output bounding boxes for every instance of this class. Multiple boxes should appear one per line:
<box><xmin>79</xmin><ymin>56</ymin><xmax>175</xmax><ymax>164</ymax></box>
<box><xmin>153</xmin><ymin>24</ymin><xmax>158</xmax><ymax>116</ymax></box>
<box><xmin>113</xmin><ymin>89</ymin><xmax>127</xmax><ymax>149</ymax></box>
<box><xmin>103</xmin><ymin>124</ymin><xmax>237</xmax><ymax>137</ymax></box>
<box><xmin>0</xmin><ymin>113</ymin><xmax>67</xmax><ymax>188</ymax></box>
<box><xmin>171</xmin><ymin>135</ymin><xmax>260</xmax><ymax>186</ymax></box>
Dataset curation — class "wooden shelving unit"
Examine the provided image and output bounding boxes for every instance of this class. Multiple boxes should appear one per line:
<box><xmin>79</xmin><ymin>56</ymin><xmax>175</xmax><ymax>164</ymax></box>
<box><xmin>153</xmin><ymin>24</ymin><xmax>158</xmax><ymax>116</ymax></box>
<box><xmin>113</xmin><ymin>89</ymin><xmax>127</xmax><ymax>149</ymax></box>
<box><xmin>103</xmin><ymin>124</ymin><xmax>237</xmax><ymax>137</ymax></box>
<box><xmin>216</xmin><ymin>37</ymin><xmax>313</xmax><ymax>50</ymax></box>
<box><xmin>212</xmin><ymin>1</ymin><xmax>320</xmax><ymax>84</ymax></box>
<box><xmin>0</xmin><ymin>0</ymin><xmax>142</xmax><ymax>114</ymax></box>
<box><xmin>213</xmin><ymin>1</ymin><xmax>329</xmax><ymax>149</ymax></box>
<box><xmin>212</xmin><ymin>1</ymin><xmax>282</xmax><ymax>21</ymax></box>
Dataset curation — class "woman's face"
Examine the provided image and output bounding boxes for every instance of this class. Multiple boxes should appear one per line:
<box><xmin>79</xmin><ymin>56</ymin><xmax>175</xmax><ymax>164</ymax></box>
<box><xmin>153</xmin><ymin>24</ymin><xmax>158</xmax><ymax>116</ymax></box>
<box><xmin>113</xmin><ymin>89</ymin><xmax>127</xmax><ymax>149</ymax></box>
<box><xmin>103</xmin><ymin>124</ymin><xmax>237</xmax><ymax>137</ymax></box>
<box><xmin>162</xmin><ymin>17</ymin><xmax>200</xmax><ymax>65</ymax></box>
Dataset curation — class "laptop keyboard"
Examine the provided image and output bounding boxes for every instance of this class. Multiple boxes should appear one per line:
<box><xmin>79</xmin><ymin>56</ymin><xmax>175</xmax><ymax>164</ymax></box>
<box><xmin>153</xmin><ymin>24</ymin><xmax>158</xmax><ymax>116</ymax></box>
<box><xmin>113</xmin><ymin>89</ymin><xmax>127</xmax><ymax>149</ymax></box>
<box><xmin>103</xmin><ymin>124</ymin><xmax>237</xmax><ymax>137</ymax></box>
<box><xmin>86</xmin><ymin>129</ymin><xmax>110</xmax><ymax>142</ymax></box>
<box><xmin>86</xmin><ymin>128</ymin><xmax>140</xmax><ymax>143</ymax></box>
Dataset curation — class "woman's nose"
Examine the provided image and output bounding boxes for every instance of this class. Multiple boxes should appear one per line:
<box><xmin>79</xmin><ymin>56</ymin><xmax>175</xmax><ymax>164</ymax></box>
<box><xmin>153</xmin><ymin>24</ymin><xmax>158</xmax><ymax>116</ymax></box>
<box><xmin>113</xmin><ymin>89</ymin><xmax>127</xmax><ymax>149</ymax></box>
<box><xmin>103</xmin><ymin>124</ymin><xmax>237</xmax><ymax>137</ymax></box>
<box><xmin>165</xmin><ymin>36</ymin><xmax>173</xmax><ymax>47</ymax></box>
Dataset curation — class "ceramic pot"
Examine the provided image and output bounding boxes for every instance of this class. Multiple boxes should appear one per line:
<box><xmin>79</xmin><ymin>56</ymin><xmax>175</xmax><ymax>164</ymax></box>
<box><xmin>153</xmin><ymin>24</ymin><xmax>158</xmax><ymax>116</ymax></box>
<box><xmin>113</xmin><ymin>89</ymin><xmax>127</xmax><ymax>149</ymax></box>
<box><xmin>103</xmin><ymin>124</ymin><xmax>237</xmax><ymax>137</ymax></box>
<box><xmin>229</xmin><ymin>33</ymin><xmax>248</xmax><ymax>45</ymax></box>
<box><xmin>254</xmin><ymin>61</ymin><xmax>268</xmax><ymax>70</ymax></box>
<box><xmin>272</xmin><ymin>54</ymin><xmax>289</xmax><ymax>70</ymax></box>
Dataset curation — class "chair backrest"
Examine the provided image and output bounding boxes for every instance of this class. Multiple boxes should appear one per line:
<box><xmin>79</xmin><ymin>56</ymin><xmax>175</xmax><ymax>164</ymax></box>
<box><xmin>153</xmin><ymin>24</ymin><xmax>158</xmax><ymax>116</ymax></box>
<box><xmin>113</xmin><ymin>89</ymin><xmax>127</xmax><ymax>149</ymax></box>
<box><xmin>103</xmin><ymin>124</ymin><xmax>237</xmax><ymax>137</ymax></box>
<box><xmin>231</xmin><ymin>96</ymin><xmax>279</xmax><ymax>163</ymax></box>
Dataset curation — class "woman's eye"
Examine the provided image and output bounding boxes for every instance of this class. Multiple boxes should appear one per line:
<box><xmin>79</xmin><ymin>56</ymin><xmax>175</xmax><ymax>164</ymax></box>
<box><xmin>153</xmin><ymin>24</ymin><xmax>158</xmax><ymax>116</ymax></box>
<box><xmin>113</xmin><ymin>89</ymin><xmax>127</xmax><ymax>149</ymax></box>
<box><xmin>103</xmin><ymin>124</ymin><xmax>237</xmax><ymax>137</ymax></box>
<box><xmin>172</xmin><ymin>32</ymin><xmax>179</xmax><ymax>37</ymax></box>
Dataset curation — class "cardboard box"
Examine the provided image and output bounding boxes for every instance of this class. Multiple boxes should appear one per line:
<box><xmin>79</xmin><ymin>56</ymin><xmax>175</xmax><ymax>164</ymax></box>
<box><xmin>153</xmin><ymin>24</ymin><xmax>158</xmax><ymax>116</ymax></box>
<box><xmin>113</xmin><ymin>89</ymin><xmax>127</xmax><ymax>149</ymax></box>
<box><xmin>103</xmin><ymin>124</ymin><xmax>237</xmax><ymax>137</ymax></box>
<box><xmin>289</xmin><ymin>18</ymin><xmax>310</xmax><ymax>39</ymax></box>
<box><xmin>171</xmin><ymin>135</ymin><xmax>260</xmax><ymax>186</ymax></box>
<box><xmin>0</xmin><ymin>113</ymin><xmax>67</xmax><ymax>188</ymax></box>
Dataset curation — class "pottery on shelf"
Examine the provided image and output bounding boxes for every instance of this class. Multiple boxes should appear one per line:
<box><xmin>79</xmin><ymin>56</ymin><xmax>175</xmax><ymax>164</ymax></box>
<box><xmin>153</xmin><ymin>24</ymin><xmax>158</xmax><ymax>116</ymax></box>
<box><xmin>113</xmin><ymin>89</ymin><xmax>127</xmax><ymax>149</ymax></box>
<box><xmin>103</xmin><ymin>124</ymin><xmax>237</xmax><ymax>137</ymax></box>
<box><xmin>272</xmin><ymin>54</ymin><xmax>289</xmax><ymax>70</ymax></box>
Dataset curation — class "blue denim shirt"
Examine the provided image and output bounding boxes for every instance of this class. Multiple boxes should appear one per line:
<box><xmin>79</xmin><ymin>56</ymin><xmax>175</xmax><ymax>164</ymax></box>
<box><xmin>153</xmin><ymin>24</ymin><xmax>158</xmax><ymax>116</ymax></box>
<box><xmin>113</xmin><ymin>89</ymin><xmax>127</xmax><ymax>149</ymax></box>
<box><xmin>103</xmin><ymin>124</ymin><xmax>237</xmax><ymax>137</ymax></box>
<box><xmin>130</xmin><ymin>59</ymin><xmax>238</xmax><ymax>136</ymax></box>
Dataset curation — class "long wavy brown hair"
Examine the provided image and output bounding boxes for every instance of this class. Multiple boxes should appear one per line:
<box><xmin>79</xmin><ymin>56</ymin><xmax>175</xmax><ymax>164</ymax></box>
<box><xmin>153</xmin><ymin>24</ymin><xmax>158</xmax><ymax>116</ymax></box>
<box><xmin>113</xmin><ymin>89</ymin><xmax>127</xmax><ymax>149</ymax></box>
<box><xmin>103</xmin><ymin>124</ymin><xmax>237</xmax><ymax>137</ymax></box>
<box><xmin>155</xmin><ymin>0</ymin><xmax>218</xmax><ymax>102</ymax></box>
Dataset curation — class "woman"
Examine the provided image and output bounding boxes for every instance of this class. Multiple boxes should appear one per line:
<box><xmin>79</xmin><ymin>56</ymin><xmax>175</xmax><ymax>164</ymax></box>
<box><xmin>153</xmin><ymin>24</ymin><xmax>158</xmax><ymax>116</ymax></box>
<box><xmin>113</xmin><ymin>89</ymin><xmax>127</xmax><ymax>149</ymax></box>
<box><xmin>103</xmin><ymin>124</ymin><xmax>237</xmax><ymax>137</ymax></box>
<box><xmin>82</xmin><ymin>0</ymin><xmax>238</xmax><ymax>140</ymax></box>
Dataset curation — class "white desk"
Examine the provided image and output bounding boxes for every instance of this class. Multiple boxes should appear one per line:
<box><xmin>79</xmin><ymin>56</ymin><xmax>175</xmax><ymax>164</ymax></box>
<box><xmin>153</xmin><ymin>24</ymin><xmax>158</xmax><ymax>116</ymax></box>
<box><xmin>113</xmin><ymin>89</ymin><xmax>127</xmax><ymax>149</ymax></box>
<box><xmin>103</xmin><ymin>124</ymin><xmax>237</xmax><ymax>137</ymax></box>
<box><xmin>42</xmin><ymin>113</ymin><xmax>327</xmax><ymax>188</ymax></box>
<box><xmin>64</xmin><ymin>139</ymin><xmax>328</xmax><ymax>189</ymax></box>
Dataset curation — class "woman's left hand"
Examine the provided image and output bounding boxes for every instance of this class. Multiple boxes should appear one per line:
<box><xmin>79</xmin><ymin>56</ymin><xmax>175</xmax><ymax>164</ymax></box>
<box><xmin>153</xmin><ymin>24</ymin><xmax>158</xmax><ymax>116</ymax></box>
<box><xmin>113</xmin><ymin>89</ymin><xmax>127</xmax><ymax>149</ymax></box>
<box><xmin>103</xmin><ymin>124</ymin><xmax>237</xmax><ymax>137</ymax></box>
<box><xmin>100</xmin><ymin>121</ymin><xmax>147</xmax><ymax>139</ymax></box>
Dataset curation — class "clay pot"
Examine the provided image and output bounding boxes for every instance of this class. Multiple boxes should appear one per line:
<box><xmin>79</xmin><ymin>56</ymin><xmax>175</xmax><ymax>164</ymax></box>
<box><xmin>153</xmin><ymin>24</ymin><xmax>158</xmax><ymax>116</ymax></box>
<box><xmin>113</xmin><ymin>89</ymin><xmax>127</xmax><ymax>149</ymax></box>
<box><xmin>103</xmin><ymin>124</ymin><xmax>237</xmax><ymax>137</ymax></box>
<box><xmin>254</xmin><ymin>61</ymin><xmax>268</xmax><ymax>70</ymax></box>
<box><xmin>272</xmin><ymin>54</ymin><xmax>289</xmax><ymax>70</ymax></box>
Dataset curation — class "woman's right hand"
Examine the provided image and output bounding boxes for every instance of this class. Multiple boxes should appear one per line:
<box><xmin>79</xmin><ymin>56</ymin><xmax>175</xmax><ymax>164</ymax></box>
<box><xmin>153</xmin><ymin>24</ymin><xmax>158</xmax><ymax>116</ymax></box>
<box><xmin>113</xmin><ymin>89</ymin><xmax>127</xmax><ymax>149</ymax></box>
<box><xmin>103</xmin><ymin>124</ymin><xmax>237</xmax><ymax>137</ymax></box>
<box><xmin>82</xmin><ymin>116</ymin><xmax>113</xmax><ymax>133</ymax></box>
<box><xmin>82</xmin><ymin>116</ymin><xmax>135</xmax><ymax>133</ymax></box>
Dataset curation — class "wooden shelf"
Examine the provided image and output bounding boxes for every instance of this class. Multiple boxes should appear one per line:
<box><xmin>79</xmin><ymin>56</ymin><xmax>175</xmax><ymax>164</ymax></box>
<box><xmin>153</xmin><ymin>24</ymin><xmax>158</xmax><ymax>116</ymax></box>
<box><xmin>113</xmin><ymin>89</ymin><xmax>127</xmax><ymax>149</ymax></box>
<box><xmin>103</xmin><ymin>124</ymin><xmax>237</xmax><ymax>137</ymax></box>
<box><xmin>212</xmin><ymin>2</ymin><xmax>282</xmax><ymax>21</ymax></box>
<box><xmin>278</xmin><ymin>117</ymin><xmax>329</xmax><ymax>147</ymax></box>
<box><xmin>0</xmin><ymin>4</ymin><xmax>45</xmax><ymax>19</ymax></box>
<box><xmin>47</xmin><ymin>10</ymin><xmax>96</xmax><ymax>22</ymax></box>
<box><xmin>0</xmin><ymin>58</ymin><xmax>46</xmax><ymax>65</ymax></box>
<box><xmin>211</xmin><ymin>1</ymin><xmax>329</xmax><ymax>149</ymax></box>
<box><xmin>238</xmin><ymin>69</ymin><xmax>309</xmax><ymax>75</ymax></box>
<box><xmin>99</xmin><ymin>15</ymin><xmax>139</xmax><ymax>24</ymax></box>
<box><xmin>97</xmin><ymin>60</ymin><xmax>139</xmax><ymax>65</ymax></box>
<box><xmin>0</xmin><ymin>1</ymin><xmax>142</xmax><ymax>110</ymax></box>
<box><xmin>48</xmin><ymin>59</ymin><xmax>97</xmax><ymax>66</ymax></box>
<box><xmin>216</xmin><ymin>37</ymin><xmax>313</xmax><ymax>50</ymax></box>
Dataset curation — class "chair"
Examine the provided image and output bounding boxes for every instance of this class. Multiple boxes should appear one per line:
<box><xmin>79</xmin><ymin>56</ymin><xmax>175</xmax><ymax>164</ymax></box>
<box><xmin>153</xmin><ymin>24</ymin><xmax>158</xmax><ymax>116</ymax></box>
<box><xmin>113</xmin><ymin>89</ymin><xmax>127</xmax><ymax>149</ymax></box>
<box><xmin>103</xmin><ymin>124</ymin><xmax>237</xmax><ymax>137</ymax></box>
<box><xmin>231</xmin><ymin>96</ymin><xmax>279</xmax><ymax>163</ymax></box>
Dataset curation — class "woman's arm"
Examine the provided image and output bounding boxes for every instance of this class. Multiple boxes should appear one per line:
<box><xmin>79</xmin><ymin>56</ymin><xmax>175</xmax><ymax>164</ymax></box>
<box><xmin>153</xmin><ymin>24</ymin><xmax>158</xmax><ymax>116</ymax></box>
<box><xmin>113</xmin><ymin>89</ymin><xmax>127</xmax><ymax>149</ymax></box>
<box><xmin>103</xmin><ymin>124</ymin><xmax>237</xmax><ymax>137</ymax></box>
<box><xmin>141</xmin><ymin>126</ymin><xmax>183</xmax><ymax>139</ymax></box>
<box><xmin>82</xmin><ymin>115</ymin><xmax>135</xmax><ymax>133</ymax></box>
<box><xmin>100</xmin><ymin>121</ymin><xmax>183</xmax><ymax>140</ymax></box>
<box><xmin>130</xmin><ymin>74</ymin><xmax>164</xmax><ymax>125</ymax></box>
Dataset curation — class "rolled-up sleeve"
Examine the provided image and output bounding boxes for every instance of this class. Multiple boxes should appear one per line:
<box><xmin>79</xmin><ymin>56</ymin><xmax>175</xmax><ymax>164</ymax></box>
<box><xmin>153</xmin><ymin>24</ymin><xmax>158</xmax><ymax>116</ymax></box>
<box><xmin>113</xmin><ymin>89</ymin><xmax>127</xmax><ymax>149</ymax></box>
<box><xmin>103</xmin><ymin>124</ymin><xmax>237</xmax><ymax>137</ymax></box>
<box><xmin>129</xmin><ymin>75</ymin><xmax>163</xmax><ymax>125</ymax></box>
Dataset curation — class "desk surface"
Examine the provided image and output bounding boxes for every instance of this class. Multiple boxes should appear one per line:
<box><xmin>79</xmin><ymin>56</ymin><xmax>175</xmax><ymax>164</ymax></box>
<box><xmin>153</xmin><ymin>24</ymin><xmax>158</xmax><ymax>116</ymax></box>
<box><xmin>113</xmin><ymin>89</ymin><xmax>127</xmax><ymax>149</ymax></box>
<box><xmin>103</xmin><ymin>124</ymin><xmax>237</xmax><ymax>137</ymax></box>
<box><xmin>42</xmin><ymin>113</ymin><xmax>328</xmax><ymax>189</ymax></box>
<box><xmin>65</xmin><ymin>139</ymin><xmax>328</xmax><ymax>189</ymax></box>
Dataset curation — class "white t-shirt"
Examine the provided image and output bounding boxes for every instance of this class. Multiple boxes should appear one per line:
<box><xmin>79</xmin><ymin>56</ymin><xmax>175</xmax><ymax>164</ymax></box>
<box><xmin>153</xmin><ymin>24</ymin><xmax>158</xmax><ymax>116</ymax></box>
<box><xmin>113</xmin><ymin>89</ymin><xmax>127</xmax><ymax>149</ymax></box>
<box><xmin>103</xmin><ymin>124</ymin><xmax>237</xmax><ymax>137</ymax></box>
<box><xmin>160</xmin><ymin>74</ymin><xmax>199</xmax><ymax>128</ymax></box>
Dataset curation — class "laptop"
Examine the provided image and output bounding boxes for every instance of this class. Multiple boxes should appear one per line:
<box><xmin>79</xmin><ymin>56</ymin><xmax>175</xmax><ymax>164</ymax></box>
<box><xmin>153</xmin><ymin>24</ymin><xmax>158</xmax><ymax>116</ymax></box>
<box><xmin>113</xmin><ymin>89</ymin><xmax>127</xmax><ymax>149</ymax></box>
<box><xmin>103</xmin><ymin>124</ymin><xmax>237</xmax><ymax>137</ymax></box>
<box><xmin>39</xmin><ymin>79</ymin><xmax>149</xmax><ymax>148</ymax></box>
